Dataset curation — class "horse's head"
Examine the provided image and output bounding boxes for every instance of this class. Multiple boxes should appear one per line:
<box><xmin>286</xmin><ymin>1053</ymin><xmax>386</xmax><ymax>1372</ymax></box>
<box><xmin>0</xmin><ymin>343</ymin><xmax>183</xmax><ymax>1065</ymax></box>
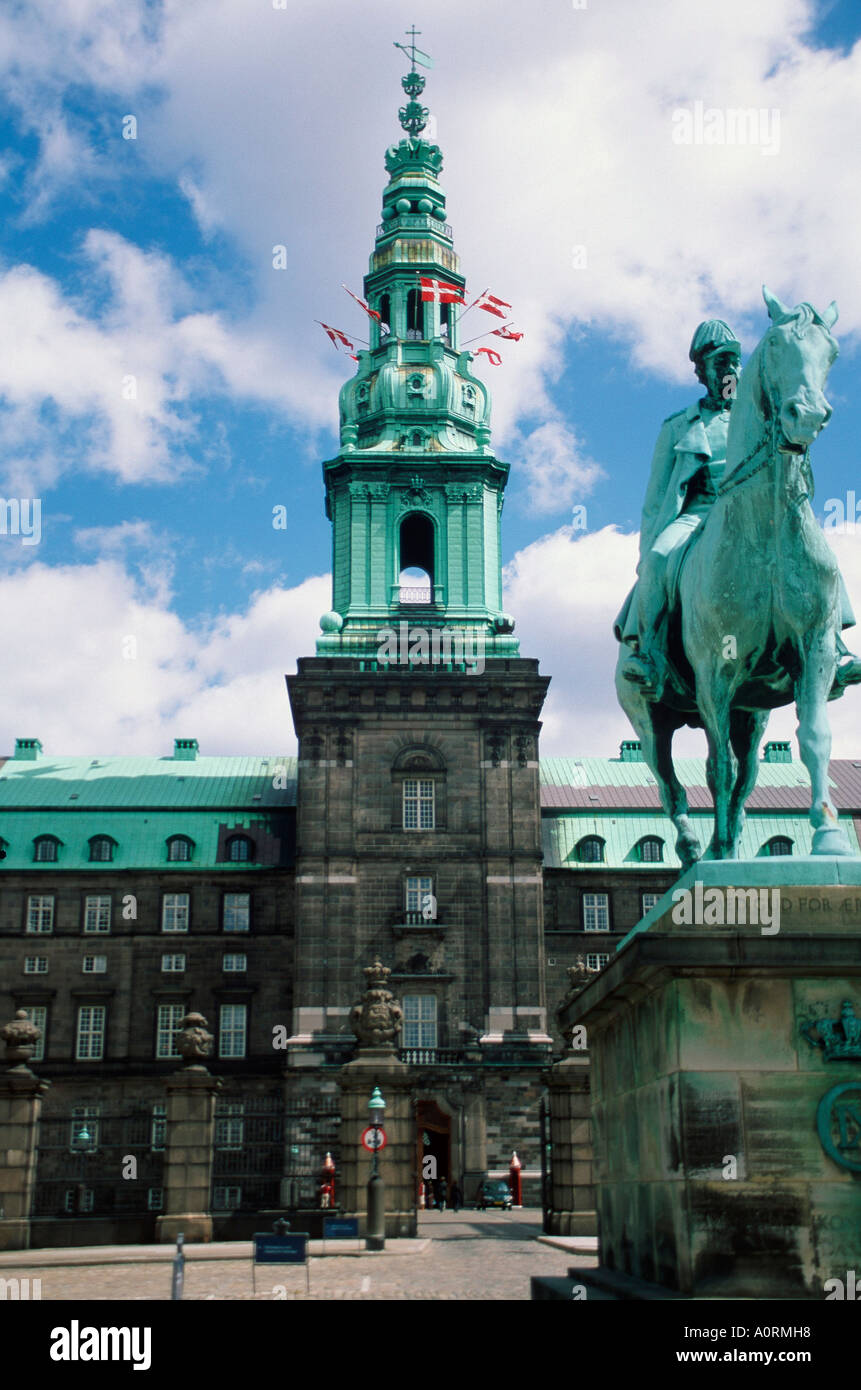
<box><xmin>761</xmin><ymin>286</ymin><xmax>839</xmax><ymax>452</ymax></box>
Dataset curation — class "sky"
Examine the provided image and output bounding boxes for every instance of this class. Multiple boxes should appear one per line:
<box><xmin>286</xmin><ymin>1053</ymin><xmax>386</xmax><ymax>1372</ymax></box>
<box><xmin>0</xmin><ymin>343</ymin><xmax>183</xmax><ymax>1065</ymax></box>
<box><xmin>0</xmin><ymin>0</ymin><xmax>860</xmax><ymax>760</ymax></box>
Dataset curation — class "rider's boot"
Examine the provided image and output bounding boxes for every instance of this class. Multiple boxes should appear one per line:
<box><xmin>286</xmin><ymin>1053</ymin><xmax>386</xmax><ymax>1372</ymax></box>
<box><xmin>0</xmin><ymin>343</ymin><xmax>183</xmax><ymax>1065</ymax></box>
<box><xmin>829</xmin><ymin>635</ymin><xmax>861</xmax><ymax>700</ymax></box>
<box><xmin>621</xmin><ymin>569</ymin><xmax>666</xmax><ymax>699</ymax></box>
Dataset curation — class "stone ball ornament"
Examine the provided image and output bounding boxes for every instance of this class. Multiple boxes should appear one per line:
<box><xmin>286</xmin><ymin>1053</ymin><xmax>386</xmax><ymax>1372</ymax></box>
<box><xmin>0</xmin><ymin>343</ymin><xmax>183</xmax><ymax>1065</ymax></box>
<box><xmin>319</xmin><ymin>611</ymin><xmax>344</xmax><ymax>633</ymax></box>
<box><xmin>493</xmin><ymin>613</ymin><xmax>515</xmax><ymax>634</ymax></box>
<box><xmin>395</xmin><ymin>197</ymin><xmax>412</xmax><ymax>215</ymax></box>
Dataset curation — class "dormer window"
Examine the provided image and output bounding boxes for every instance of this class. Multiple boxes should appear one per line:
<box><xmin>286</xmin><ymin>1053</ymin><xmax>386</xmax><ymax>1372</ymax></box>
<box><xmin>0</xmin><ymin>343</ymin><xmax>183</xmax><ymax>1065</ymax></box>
<box><xmin>576</xmin><ymin>836</ymin><xmax>605</xmax><ymax>864</ymax></box>
<box><xmin>765</xmin><ymin>836</ymin><xmax>793</xmax><ymax>857</ymax></box>
<box><xmin>167</xmin><ymin>836</ymin><xmax>194</xmax><ymax>863</ymax></box>
<box><xmin>88</xmin><ymin>835</ymin><xmax>116</xmax><ymax>863</ymax></box>
<box><xmin>637</xmin><ymin>836</ymin><xmax>664</xmax><ymax>864</ymax></box>
<box><xmin>34</xmin><ymin>836</ymin><xmax>61</xmax><ymax>863</ymax></box>
<box><xmin>226</xmin><ymin>835</ymin><xmax>254</xmax><ymax>863</ymax></box>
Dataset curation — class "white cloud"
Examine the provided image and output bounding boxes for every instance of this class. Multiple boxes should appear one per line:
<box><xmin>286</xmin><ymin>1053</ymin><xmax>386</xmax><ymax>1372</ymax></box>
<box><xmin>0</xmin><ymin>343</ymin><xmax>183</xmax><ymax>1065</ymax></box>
<box><xmin>0</xmin><ymin>558</ymin><xmax>329</xmax><ymax>756</ymax></box>
<box><xmin>513</xmin><ymin>419</ymin><xmax>605</xmax><ymax>515</ymax></box>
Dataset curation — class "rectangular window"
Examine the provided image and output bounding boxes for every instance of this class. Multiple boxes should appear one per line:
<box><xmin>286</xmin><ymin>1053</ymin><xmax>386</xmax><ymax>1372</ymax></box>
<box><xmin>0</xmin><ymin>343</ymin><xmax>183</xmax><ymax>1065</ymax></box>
<box><xmin>223</xmin><ymin>893</ymin><xmax>250</xmax><ymax>932</ymax></box>
<box><xmin>212</xmin><ymin>1185</ymin><xmax>241</xmax><ymax>1210</ymax></box>
<box><xmin>24</xmin><ymin>957</ymin><xmax>48</xmax><ymax>974</ymax></box>
<box><xmin>403</xmin><ymin>779</ymin><xmax>434</xmax><ymax>830</ymax></box>
<box><xmin>161</xmin><ymin>954</ymin><xmax>186</xmax><ymax>973</ymax></box>
<box><xmin>26</xmin><ymin>896</ymin><xmax>54</xmax><ymax>933</ymax></box>
<box><xmin>641</xmin><ymin>893</ymin><xmax>661</xmax><ymax>916</ymax></box>
<box><xmin>64</xmin><ymin>1188</ymin><xmax>94</xmax><ymax>1213</ymax></box>
<box><xmin>402</xmin><ymin>994</ymin><xmax>437</xmax><ymax>1048</ymax></box>
<box><xmin>84</xmin><ymin>895</ymin><xmax>111</xmax><ymax>934</ymax></box>
<box><xmin>405</xmin><ymin>876</ymin><xmax>434</xmax><ymax>921</ymax></box>
<box><xmin>151</xmin><ymin>1103</ymin><xmax>166</xmax><ymax>1151</ymax></box>
<box><xmin>70</xmin><ymin>1106</ymin><xmax>100</xmax><ymax>1150</ymax></box>
<box><xmin>147</xmin><ymin>1187</ymin><xmax>164</xmax><ymax>1212</ymax></box>
<box><xmin>586</xmin><ymin>953</ymin><xmax>610</xmax><ymax>971</ymax></box>
<box><xmin>22</xmin><ymin>1005</ymin><xmax>46</xmax><ymax>1061</ymax></box>
<box><xmin>75</xmin><ymin>1005</ymin><xmax>106</xmax><ymax>1060</ymax></box>
<box><xmin>162</xmin><ymin>893</ymin><xmax>190</xmax><ymax>933</ymax></box>
<box><xmin>215</xmin><ymin>1101</ymin><xmax>245</xmax><ymax>1149</ymax></box>
<box><xmin>156</xmin><ymin>1003</ymin><xmax>186</xmax><ymax>1060</ymax></box>
<box><xmin>82</xmin><ymin>955</ymin><xmax>107</xmax><ymax>974</ymax></box>
<box><xmin>218</xmin><ymin>1004</ymin><xmax>247</xmax><ymax>1058</ymax></box>
<box><xmin>222</xmin><ymin>953</ymin><xmax>247</xmax><ymax>973</ymax></box>
<box><xmin>583</xmin><ymin>892</ymin><xmax>610</xmax><ymax>932</ymax></box>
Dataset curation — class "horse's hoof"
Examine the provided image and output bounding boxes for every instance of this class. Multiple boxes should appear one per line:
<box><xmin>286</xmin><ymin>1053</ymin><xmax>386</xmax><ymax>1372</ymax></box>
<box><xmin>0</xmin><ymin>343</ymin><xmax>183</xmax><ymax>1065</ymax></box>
<box><xmin>812</xmin><ymin>826</ymin><xmax>856</xmax><ymax>856</ymax></box>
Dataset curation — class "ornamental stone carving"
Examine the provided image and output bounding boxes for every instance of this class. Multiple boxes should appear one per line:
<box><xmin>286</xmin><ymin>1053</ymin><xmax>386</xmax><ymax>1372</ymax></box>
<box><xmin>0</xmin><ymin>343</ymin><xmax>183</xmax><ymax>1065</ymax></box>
<box><xmin>176</xmin><ymin>1012</ymin><xmax>213</xmax><ymax>1064</ymax></box>
<box><xmin>350</xmin><ymin>958</ymin><xmax>404</xmax><ymax>1048</ymax></box>
<box><xmin>555</xmin><ymin>958</ymin><xmax>596</xmax><ymax>1048</ymax></box>
<box><xmin>1</xmin><ymin>1009</ymin><xmax>41</xmax><ymax>1066</ymax></box>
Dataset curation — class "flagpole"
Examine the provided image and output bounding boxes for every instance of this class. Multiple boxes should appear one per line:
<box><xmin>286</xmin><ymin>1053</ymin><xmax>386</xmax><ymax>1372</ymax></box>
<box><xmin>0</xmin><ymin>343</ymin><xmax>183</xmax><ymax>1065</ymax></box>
<box><xmin>460</xmin><ymin>322</ymin><xmax>515</xmax><ymax>348</ymax></box>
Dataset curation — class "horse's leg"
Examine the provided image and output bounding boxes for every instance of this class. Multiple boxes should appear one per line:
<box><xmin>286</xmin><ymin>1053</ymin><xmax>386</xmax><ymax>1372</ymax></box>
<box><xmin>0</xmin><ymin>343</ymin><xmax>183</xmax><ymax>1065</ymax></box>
<box><xmin>796</xmin><ymin>632</ymin><xmax>853</xmax><ymax>855</ymax></box>
<box><xmin>615</xmin><ymin>655</ymin><xmax>699</xmax><ymax>868</ymax></box>
<box><xmin>652</xmin><ymin>705</ymin><xmax>701</xmax><ymax>867</ymax></box>
<box><xmin>727</xmin><ymin>709</ymin><xmax>770</xmax><ymax>858</ymax></box>
<box><xmin>697</xmin><ymin>687</ymin><xmax>737</xmax><ymax>859</ymax></box>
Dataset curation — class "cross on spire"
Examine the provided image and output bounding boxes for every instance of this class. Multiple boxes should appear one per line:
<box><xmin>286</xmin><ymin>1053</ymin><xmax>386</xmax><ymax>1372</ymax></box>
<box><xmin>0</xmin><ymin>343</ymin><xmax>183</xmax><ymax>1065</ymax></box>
<box><xmin>393</xmin><ymin>25</ymin><xmax>433</xmax><ymax>71</ymax></box>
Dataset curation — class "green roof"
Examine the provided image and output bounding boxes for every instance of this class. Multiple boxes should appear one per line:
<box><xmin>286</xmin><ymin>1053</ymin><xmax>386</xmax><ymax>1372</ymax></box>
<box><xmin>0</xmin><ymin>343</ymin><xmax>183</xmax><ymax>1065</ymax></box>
<box><xmin>539</xmin><ymin>756</ymin><xmax>811</xmax><ymax>791</ymax></box>
<box><xmin>0</xmin><ymin>755</ymin><xmax>297</xmax><ymax>808</ymax></box>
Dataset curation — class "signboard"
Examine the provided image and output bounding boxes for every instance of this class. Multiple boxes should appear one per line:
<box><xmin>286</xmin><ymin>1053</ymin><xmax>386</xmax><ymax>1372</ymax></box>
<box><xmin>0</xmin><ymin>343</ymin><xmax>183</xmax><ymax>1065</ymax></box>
<box><xmin>323</xmin><ymin>1217</ymin><xmax>360</xmax><ymax>1240</ymax></box>
<box><xmin>361</xmin><ymin>1126</ymin><xmax>387</xmax><ymax>1151</ymax></box>
<box><xmin>253</xmin><ymin>1233</ymin><xmax>308</xmax><ymax>1264</ymax></box>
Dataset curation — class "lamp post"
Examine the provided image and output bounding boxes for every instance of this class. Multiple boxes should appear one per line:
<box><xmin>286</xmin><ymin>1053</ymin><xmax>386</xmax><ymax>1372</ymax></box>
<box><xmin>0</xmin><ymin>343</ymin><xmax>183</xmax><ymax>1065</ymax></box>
<box><xmin>366</xmin><ymin>1085</ymin><xmax>386</xmax><ymax>1251</ymax></box>
<box><xmin>73</xmin><ymin>1123</ymin><xmax>94</xmax><ymax>1215</ymax></box>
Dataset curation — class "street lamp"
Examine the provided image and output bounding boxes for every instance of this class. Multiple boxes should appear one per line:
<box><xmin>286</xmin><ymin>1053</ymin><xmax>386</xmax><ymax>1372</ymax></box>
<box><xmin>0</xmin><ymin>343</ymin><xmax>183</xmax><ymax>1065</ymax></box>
<box><xmin>72</xmin><ymin>1123</ymin><xmax>94</xmax><ymax>1215</ymax></box>
<box><xmin>366</xmin><ymin>1085</ymin><xmax>386</xmax><ymax>1251</ymax></box>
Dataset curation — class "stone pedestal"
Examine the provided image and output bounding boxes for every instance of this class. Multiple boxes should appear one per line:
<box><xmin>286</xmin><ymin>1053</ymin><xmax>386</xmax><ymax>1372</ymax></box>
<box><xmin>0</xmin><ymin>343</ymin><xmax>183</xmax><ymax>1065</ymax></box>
<box><xmin>543</xmin><ymin>1052</ymin><xmax>597</xmax><ymax>1237</ymax></box>
<box><xmin>155</xmin><ymin>1066</ymin><xmax>221</xmax><ymax>1245</ymax></box>
<box><xmin>0</xmin><ymin>1066</ymin><xmax>51</xmax><ymax>1251</ymax></box>
<box><xmin>558</xmin><ymin>860</ymin><xmax>861</xmax><ymax>1299</ymax></box>
<box><xmin>338</xmin><ymin>1049</ymin><xmax>416</xmax><ymax>1238</ymax></box>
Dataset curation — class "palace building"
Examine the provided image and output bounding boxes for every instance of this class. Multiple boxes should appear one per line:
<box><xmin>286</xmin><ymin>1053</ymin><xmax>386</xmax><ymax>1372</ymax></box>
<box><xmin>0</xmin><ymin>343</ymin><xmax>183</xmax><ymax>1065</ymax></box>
<box><xmin>2</xmin><ymin>54</ymin><xmax>859</xmax><ymax>1244</ymax></box>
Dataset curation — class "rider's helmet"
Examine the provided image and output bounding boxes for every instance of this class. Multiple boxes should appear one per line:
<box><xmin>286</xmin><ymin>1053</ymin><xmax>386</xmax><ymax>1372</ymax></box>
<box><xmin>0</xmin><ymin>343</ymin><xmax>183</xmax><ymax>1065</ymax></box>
<box><xmin>689</xmin><ymin>320</ymin><xmax>741</xmax><ymax>385</ymax></box>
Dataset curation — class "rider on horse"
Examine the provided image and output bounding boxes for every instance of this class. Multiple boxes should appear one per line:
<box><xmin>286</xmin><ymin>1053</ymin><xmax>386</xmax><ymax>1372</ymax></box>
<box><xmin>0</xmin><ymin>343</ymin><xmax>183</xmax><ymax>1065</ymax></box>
<box><xmin>616</xmin><ymin>318</ymin><xmax>861</xmax><ymax>702</ymax></box>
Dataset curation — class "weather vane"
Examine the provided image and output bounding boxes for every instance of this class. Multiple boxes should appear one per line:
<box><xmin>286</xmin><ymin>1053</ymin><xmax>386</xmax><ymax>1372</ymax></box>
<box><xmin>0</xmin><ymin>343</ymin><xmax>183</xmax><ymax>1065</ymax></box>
<box><xmin>394</xmin><ymin>25</ymin><xmax>433</xmax><ymax>136</ymax></box>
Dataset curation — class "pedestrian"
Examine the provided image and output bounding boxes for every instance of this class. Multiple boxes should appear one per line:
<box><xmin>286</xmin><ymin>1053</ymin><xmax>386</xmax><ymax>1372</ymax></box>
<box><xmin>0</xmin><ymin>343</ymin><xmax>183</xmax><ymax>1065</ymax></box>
<box><xmin>438</xmin><ymin>1176</ymin><xmax>447</xmax><ymax>1211</ymax></box>
<box><xmin>449</xmin><ymin>1181</ymin><xmax>462</xmax><ymax>1213</ymax></box>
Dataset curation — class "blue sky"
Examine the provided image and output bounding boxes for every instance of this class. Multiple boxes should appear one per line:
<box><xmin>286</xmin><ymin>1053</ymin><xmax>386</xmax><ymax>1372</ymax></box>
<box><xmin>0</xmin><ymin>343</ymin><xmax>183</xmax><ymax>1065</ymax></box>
<box><xmin>0</xmin><ymin>0</ymin><xmax>860</xmax><ymax>758</ymax></box>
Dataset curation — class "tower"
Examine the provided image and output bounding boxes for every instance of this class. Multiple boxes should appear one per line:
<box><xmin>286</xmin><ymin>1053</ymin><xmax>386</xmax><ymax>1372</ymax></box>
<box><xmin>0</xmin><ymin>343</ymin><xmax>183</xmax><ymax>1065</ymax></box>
<box><xmin>286</xmin><ymin>38</ymin><xmax>551</xmax><ymax>1212</ymax></box>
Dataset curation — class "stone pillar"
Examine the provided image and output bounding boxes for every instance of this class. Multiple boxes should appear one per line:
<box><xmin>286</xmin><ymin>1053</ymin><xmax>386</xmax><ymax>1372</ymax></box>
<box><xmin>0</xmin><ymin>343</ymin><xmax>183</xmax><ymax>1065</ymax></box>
<box><xmin>338</xmin><ymin>960</ymin><xmax>416</xmax><ymax>1237</ymax></box>
<box><xmin>154</xmin><ymin>1012</ymin><xmax>221</xmax><ymax>1245</ymax></box>
<box><xmin>544</xmin><ymin>1052</ymin><xmax>597</xmax><ymax>1236</ymax></box>
<box><xmin>0</xmin><ymin>1012</ymin><xmax>50</xmax><ymax>1251</ymax></box>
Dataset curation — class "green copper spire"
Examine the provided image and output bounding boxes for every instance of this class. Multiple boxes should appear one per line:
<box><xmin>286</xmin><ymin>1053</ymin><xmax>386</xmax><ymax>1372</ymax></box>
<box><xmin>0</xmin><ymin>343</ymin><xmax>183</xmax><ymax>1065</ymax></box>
<box><xmin>316</xmin><ymin>39</ymin><xmax>518</xmax><ymax>662</ymax></box>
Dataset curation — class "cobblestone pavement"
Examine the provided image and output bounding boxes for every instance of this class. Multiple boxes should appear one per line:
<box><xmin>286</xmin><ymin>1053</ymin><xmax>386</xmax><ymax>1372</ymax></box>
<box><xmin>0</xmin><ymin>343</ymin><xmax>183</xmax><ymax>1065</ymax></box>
<box><xmin>9</xmin><ymin>1212</ymin><xmax>594</xmax><ymax>1300</ymax></box>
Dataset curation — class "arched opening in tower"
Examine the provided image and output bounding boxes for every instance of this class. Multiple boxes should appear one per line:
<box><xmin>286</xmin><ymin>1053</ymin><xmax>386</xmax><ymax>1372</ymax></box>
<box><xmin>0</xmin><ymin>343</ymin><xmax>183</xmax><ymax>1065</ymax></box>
<box><xmin>406</xmin><ymin>288</ymin><xmax>425</xmax><ymax>338</ymax></box>
<box><xmin>399</xmin><ymin>512</ymin><xmax>434</xmax><ymax>601</ymax></box>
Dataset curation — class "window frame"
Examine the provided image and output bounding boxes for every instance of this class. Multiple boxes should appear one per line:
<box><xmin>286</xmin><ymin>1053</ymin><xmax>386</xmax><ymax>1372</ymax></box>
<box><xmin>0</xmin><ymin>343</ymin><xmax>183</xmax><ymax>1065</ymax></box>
<box><xmin>222</xmin><ymin>953</ymin><xmax>247</xmax><ymax>973</ymax></box>
<box><xmin>225</xmin><ymin>834</ymin><xmax>254</xmax><ymax>863</ymax></box>
<box><xmin>22</xmin><ymin>1005</ymin><xmax>47</xmax><ymax>1060</ymax></box>
<box><xmin>161</xmin><ymin>892</ymin><xmax>190</xmax><ymax>933</ymax></box>
<box><xmin>83</xmin><ymin>894</ymin><xmax>112</xmax><ymax>934</ymax></box>
<box><xmin>576</xmin><ymin>836</ymin><xmax>605</xmax><ymax>864</ymax></box>
<box><xmin>222</xmin><ymin>892</ymin><xmax>250</xmax><ymax>933</ymax></box>
<box><xmin>24</xmin><ymin>956</ymin><xmax>49</xmax><ymax>974</ymax></box>
<box><xmin>766</xmin><ymin>836</ymin><xmax>793</xmax><ymax>857</ymax></box>
<box><xmin>402</xmin><ymin>778</ymin><xmax>435</xmax><ymax>831</ymax></box>
<box><xmin>26</xmin><ymin>895</ymin><xmax>55</xmax><ymax>934</ymax></box>
<box><xmin>586</xmin><ymin>952</ymin><xmax>610</xmax><ymax>971</ymax></box>
<box><xmin>641</xmin><ymin>892</ymin><xmax>662</xmax><ymax>917</ymax></box>
<box><xmin>155</xmin><ymin>1003</ymin><xmax>186</xmax><ymax>1060</ymax></box>
<box><xmin>218</xmin><ymin>1003</ymin><xmax>248</xmax><ymax>1058</ymax></box>
<box><xmin>33</xmin><ymin>836</ymin><xmax>60</xmax><ymax>864</ymax></box>
<box><xmin>638</xmin><ymin>836</ymin><xmax>664</xmax><ymax>864</ymax></box>
<box><xmin>161</xmin><ymin>953</ymin><xmax>186</xmax><ymax>974</ymax></box>
<box><xmin>75</xmin><ymin>1005</ymin><xmax>106</xmax><ymax>1061</ymax></box>
<box><xmin>88</xmin><ymin>835</ymin><xmax>116</xmax><ymax>863</ymax></box>
<box><xmin>166</xmin><ymin>835</ymin><xmax>194</xmax><ymax>863</ymax></box>
<box><xmin>402</xmin><ymin>994</ymin><xmax>438</xmax><ymax>1049</ymax></box>
<box><xmin>82</xmin><ymin>955</ymin><xmax>107</xmax><ymax>974</ymax></box>
<box><xmin>582</xmin><ymin>891</ymin><xmax>611</xmax><ymax>933</ymax></box>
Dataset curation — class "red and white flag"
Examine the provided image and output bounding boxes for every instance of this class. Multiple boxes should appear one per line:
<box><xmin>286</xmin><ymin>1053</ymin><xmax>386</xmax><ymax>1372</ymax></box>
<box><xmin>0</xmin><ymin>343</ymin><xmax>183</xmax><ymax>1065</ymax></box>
<box><xmin>318</xmin><ymin>322</ymin><xmax>355</xmax><ymax>351</ymax></box>
<box><xmin>419</xmin><ymin>275</ymin><xmax>465</xmax><ymax>304</ymax></box>
<box><xmin>473</xmin><ymin>290</ymin><xmax>512</xmax><ymax>319</ymax></box>
<box><xmin>492</xmin><ymin>326</ymin><xmax>523</xmax><ymax>341</ymax></box>
<box><xmin>474</xmin><ymin>347</ymin><xmax>503</xmax><ymax>366</ymax></box>
<box><xmin>341</xmin><ymin>284</ymin><xmax>382</xmax><ymax>323</ymax></box>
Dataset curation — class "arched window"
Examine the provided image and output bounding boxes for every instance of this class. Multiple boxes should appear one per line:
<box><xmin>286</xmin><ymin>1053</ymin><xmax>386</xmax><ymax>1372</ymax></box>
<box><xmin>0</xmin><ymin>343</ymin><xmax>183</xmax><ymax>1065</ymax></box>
<box><xmin>765</xmin><ymin>836</ymin><xmax>793</xmax><ymax>857</ymax></box>
<box><xmin>226</xmin><ymin>835</ymin><xmax>254</xmax><ymax>863</ymax></box>
<box><xmin>34</xmin><ymin>836</ymin><xmax>61</xmax><ymax>863</ymax></box>
<box><xmin>638</xmin><ymin>836</ymin><xmax>664</xmax><ymax>864</ymax></box>
<box><xmin>406</xmin><ymin>288</ymin><xmax>424</xmax><ymax>338</ymax></box>
<box><xmin>88</xmin><ymin>835</ymin><xmax>116</xmax><ymax>863</ymax></box>
<box><xmin>379</xmin><ymin>293</ymin><xmax>391</xmax><ymax>334</ymax></box>
<box><xmin>392</xmin><ymin>747</ymin><xmax>446</xmax><ymax>832</ymax></box>
<box><xmin>576</xmin><ymin>836</ymin><xmax>605</xmax><ymax>864</ymax></box>
<box><xmin>167</xmin><ymin>835</ymin><xmax>194</xmax><ymax>863</ymax></box>
<box><xmin>399</xmin><ymin>512</ymin><xmax>435</xmax><ymax>602</ymax></box>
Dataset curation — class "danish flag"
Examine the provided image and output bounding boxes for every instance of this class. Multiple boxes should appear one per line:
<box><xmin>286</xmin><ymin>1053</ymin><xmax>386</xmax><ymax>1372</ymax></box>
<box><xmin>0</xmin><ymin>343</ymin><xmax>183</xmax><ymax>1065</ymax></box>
<box><xmin>474</xmin><ymin>347</ymin><xmax>503</xmax><ymax>366</ymax></box>
<box><xmin>419</xmin><ymin>275</ymin><xmax>465</xmax><ymax>304</ymax></box>
<box><xmin>473</xmin><ymin>290</ymin><xmax>512</xmax><ymax>319</ymax></box>
<box><xmin>341</xmin><ymin>284</ymin><xmax>382</xmax><ymax>323</ymax></box>
<box><xmin>492</xmin><ymin>326</ymin><xmax>523</xmax><ymax>341</ymax></box>
<box><xmin>318</xmin><ymin>322</ymin><xmax>355</xmax><ymax>351</ymax></box>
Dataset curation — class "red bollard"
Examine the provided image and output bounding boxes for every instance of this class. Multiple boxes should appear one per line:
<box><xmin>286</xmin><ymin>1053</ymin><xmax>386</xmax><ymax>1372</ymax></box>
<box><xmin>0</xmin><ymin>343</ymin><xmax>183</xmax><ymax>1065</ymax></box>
<box><xmin>509</xmin><ymin>1151</ymin><xmax>522</xmax><ymax>1207</ymax></box>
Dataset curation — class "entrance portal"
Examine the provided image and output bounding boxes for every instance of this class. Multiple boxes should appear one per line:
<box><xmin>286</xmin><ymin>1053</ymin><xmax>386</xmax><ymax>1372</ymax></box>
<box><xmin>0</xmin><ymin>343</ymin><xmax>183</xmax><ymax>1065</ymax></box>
<box><xmin>416</xmin><ymin>1100</ymin><xmax>451</xmax><ymax>1207</ymax></box>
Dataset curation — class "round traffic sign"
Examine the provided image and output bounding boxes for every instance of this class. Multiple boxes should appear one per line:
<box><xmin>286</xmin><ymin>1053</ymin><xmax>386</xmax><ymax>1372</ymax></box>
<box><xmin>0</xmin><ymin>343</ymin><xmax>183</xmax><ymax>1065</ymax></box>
<box><xmin>361</xmin><ymin>1125</ymin><xmax>387</xmax><ymax>1151</ymax></box>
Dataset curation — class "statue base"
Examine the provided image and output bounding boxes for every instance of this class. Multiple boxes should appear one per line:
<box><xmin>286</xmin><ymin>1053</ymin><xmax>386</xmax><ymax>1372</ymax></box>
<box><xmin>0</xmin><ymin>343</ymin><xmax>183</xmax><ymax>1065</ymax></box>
<box><xmin>557</xmin><ymin>859</ymin><xmax>861</xmax><ymax>1299</ymax></box>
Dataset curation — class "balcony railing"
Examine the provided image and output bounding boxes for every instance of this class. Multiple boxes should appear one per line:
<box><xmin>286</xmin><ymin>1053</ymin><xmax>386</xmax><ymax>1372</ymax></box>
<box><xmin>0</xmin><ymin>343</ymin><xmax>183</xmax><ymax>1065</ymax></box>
<box><xmin>376</xmin><ymin>213</ymin><xmax>453</xmax><ymax>238</ymax></box>
<box><xmin>398</xmin><ymin>587</ymin><xmax>434</xmax><ymax>604</ymax></box>
<box><xmin>398</xmin><ymin>1048</ymin><xmax>468</xmax><ymax>1065</ymax></box>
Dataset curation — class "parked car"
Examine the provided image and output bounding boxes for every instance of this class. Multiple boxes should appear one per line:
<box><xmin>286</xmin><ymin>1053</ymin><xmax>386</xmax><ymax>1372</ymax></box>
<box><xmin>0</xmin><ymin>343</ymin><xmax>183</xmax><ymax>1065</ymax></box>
<box><xmin>475</xmin><ymin>1179</ymin><xmax>513</xmax><ymax>1210</ymax></box>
